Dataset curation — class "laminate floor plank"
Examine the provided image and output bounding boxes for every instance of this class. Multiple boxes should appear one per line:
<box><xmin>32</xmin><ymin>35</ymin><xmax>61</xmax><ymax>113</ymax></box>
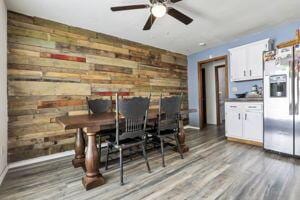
<box><xmin>1</xmin><ymin>125</ymin><xmax>300</xmax><ymax>200</ymax></box>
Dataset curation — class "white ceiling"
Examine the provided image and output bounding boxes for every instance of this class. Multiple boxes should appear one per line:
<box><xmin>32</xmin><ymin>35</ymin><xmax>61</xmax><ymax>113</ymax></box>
<box><xmin>4</xmin><ymin>0</ymin><xmax>300</xmax><ymax>55</ymax></box>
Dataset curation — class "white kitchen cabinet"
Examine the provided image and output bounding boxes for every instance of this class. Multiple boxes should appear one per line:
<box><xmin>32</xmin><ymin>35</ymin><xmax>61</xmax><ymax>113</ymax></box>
<box><xmin>229</xmin><ymin>39</ymin><xmax>271</xmax><ymax>81</ymax></box>
<box><xmin>230</xmin><ymin>48</ymin><xmax>247</xmax><ymax>81</ymax></box>
<box><xmin>225</xmin><ymin>103</ymin><xmax>243</xmax><ymax>139</ymax></box>
<box><xmin>247</xmin><ymin>41</ymin><xmax>269</xmax><ymax>79</ymax></box>
<box><xmin>243</xmin><ymin>111</ymin><xmax>263</xmax><ymax>142</ymax></box>
<box><xmin>225</xmin><ymin>102</ymin><xmax>263</xmax><ymax>144</ymax></box>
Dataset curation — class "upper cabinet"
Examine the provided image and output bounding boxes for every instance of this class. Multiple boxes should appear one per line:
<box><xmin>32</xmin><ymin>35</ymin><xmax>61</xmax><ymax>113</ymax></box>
<box><xmin>229</xmin><ymin>39</ymin><xmax>272</xmax><ymax>82</ymax></box>
<box><xmin>230</xmin><ymin>47</ymin><xmax>247</xmax><ymax>82</ymax></box>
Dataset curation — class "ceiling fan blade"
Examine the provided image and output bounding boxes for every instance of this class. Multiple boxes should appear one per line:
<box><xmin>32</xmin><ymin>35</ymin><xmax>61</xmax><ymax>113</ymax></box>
<box><xmin>111</xmin><ymin>4</ymin><xmax>149</xmax><ymax>12</ymax></box>
<box><xmin>143</xmin><ymin>14</ymin><xmax>156</xmax><ymax>30</ymax></box>
<box><xmin>170</xmin><ymin>0</ymin><xmax>183</xmax><ymax>3</ymax></box>
<box><xmin>167</xmin><ymin>8</ymin><xmax>193</xmax><ymax>25</ymax></box>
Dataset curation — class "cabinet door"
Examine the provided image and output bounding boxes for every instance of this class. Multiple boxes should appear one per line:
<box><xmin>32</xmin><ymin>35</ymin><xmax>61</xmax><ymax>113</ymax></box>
<box><xmin>243</xmin><ymin>111</ymin><xmax>263</xmax><ymax>142</ymax></box>
<box><xmin>225</xmin><ymin>108</ymin><xmax>243</xmax><ymax>139</ymax></box>
<box><xmin>230</xmin><ymin>48</ymin><xmax>247</xmax><ymax>81</ymax></box>
<box><xmin>247</xmin><ymin>42</ymin><xmax>269</xmax><ymax>79</ymax></box>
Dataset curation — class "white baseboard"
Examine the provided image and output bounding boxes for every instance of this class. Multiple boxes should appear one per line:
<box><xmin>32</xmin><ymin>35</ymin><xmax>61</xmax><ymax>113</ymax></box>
<box><xmin>9</xmin><ymin>150</ymin><xmax>75</xmax><ymax>169</ymax></box>
<box><xmin>184</xmin><ymin>125</ymin><xmax>200</xmax><ymax>130</ymax></box>
<box><xmin>8</xmin><ymin>142</ymin><xmax>111</xmax><ymax>170</ymax></box>
<box><xmin>0</xmin><ymin>166</ymin><xmax>8</xmax><ymax>185</ymax></box>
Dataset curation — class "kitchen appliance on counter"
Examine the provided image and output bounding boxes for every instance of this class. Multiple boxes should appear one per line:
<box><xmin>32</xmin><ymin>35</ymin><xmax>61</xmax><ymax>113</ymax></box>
<box><xmin>263</xmin><ymin>45</ymin><xmax>300</xmax><ymax>156</ymax></box>
<box><xmin>246</xmin><ymin>85</ymin><xmax>263</xmax><ymax>98</ymax></box>
<box><xmin>235</xmin><ymin>93</ymin><xmax>247</xmax><ymax>98</ymax></box>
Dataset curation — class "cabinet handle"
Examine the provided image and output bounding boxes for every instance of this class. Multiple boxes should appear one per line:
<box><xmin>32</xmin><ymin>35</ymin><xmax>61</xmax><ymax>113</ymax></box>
<box><xmin>250</xmin><ymin>70</ymin><xmax>252</xmax><ymax>76</ymax></box>
<box><xmin>244</xmin><ymin>70</ymin><xmax>246</xmax><ymax>76</ymax></box>
<box><xmin>245</xmin><ymin>113</ymin><xmax>247</xmax><ymax>120</ymax></box>
<box><xmin>238</xmin><ymin>113</ymin><xmax>241</xmax><ymax>120</ymax></box>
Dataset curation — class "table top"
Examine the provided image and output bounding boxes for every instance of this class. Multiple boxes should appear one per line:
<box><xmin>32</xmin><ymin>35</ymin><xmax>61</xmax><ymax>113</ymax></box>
<box><xmin>56</xmin><ymin>109</ymin><xmax>196</xmax><ymax>130</ymax></box>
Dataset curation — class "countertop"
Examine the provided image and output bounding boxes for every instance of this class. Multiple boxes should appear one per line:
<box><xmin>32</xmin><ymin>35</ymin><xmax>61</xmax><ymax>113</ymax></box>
<box><xmin>225</xmin><ymin>98</ymin><xmax>263</xmax><ymax>102</ymax></box>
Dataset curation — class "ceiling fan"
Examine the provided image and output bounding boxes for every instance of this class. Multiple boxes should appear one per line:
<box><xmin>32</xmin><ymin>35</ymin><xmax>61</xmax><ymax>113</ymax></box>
<box><xmin>111</xmin><ymin>0</ymin><xmax>193</xmax><ymax>30</ymax></box>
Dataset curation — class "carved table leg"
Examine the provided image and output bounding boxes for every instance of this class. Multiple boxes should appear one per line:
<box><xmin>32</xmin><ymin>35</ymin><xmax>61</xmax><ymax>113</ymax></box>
<box><xmin>178</xmin><ymin>118</ymin><xmax>189</xmax><ymax>153</ymax></box>
<box><xmin>82</xmin><ymin>127</ymin><xmax>105</xmax><ymax>190</ymax></box>
<box><xmin>72</xmin><ymin>128</ymin><xmax>86</xmax><ymax>169</ymax></box>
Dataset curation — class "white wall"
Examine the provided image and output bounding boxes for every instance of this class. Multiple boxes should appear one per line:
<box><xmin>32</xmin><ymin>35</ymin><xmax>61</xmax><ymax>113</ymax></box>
<box><xmin>202</xmin><ymin>60</ymin><xmax>225</xmax><ymax>125</ymax></box>
<box><xmin>0</xmin><ymin>0</ymin><xmax>7</xmax><ymax>184</ymax></box>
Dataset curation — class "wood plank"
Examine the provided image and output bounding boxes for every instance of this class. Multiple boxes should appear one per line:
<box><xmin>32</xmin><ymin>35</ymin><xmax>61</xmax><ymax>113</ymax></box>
<box><xmin>8</xmin><ymin>81</ymin><xmax>91</xmax><ymax>96</ymax></box>
<box><xmin>86</xmin><ymin>55</ymin><xmax>138</xmax><ymax>69</ymax></box>
<box><xmin>77</xmin><ymin>39</ymin><xmax>130</xmax><ymax>55</ymax></box>
<box><xmin>8</xmin><ymin>35</ymin><xmax>56</xmax><ymax>48</ymax></box>
<box><xmin>8</xmin><ymin>54</ymin><xmax>90</xmax><ymax>70</ymax></box>
<box><xmin>8</xmin><ymin>25</ymin><xmax>50</xmax><ymax>41</ymax></box>
<box><xmin>8</xmin><ymin>69</ymin><xmax>43</xmax><ymax>79</ymax></box>
<box><xmin>37</xmin><ymin>99</ymin><xmax>86</xmax><ymax>109</ymax></box>
<box><xmin>40</xmin><ymin>52</ymin><xmax>86</xmax><ymax>62</ymax></box>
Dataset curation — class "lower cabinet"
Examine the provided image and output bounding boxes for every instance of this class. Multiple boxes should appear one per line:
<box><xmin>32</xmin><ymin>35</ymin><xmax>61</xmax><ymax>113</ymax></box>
<box><xmin>225</xmin><ymin>104</ymin><xmax>243</xmax><ymax>139</ymax></box>
<box><xmin>225</xmin><ymin>102</ymin><xmax>263</xmax><ymax>145</ymax></box>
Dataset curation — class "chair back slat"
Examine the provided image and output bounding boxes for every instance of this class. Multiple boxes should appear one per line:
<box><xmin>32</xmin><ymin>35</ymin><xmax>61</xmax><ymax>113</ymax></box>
<box><xmin>115</xmin><ymin>94</ymin><xmax>150</xmax><ymax>144</ymax></box>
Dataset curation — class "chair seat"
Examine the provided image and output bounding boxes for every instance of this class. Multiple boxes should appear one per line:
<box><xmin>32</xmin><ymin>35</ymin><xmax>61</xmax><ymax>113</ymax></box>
<box><xmin>106</xmin><ymin>137</ymin><xmax>143</xmax><ymax>149</ymax></box>
<box><xmin>98</xmin><ymin>128</ymin><xmax>116</xmax><ymax>137</ymax></box>
<box><xmin>146</xmin><ymin>121</ymin><xmax>156</xmax><ymax>128</ymax></box>
<box><xmin>157</xmin><ymin>129</ymin><xmax>178</xmax><ymax>137</ymax></box>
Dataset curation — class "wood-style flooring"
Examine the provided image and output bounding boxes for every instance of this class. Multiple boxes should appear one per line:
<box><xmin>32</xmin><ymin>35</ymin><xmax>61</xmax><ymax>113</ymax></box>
<box><xmin>1</xmin><ymin>125</ymin><xmax>300</xmax><ymax>200</ymax></box>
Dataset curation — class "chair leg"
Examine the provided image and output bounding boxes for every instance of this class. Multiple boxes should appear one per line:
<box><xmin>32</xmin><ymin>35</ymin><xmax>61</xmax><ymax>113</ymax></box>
<box><xmin>141</xmin><ymin>143</ymin><xmax>151</xmax><ymax>173</ymax></box>
<box><xmin>144</xmin><ymin>135</ymin><xmax>148</xmax><ymax>150</ymax></box>
<box><xmin>175</xmin><ymin>133</ymin><xmax>184</xmax><ymax>159</ymax></box>
<box><xmin>160</xmin><ymin>138</ymin><xmax>165</xmax><ymax>167</ymax></box>
<box><xmin>129</xmin><ymin>147</ymin><xmax>133</xmax><ymax>161</ymax></box>
<box><xmin>105</xmin><ymin>145</ymin><xmax>110</xmax><ymax>170</ymax></box>
<box><xmin>98</xmin><ymin>135</ymin><xmax>102</xmax><ymax>165</ymax></box>
<box><xmin>120</xmin><ymin>148</ymin><xmax>124</xmax><ymax>185</ymax></box>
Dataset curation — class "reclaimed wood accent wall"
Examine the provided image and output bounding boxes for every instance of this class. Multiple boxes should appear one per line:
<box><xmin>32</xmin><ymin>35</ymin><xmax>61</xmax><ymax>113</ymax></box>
<box><xmin>7</xmin><ymin>11</ymin><xmax>188</xmax><ymax>162</ymax></box>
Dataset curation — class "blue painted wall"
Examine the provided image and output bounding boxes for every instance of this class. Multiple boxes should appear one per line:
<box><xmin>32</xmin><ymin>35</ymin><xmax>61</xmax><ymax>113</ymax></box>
<box><xmin>188</xmin><ymin>20</ymin><xmax>300</xmax><ymax>127</ymax></box>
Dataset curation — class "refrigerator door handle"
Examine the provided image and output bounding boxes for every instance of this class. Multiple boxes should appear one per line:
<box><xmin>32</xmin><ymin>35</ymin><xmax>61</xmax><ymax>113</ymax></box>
<box><xmin>289</xmin><ymin>61</ymin><xmax>294</xmax><ymax>115</ymax></box>
<box><xmin>296</xmin><ymin>60</ymin><xmax>300</xmax><ymax>115</ymax></box>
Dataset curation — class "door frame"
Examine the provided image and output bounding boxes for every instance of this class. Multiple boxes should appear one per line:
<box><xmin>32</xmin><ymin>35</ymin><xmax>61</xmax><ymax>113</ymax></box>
<box><xmin>198</xmin><ymin>55</ymin><xmax>229</xmax><ymax>128</ymax></box>
<box><xmin>215</xmin><ymin>65</ymin><xmax>226</xmax><ymax>125</ymax></box>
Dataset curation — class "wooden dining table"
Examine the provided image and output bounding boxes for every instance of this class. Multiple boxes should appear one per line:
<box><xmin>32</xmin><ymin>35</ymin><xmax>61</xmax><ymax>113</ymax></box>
<box><xmin>56</xmin><ymin>109</ymin><xmax>196</xmax><ymax>190</ymax></box>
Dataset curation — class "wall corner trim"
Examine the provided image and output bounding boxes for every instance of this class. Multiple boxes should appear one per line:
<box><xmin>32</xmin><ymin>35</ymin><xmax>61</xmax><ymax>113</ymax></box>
<box><xmin>0</xmin><ymin>166</ymin><xmax>8</xmax><ymax>185</ymax></box>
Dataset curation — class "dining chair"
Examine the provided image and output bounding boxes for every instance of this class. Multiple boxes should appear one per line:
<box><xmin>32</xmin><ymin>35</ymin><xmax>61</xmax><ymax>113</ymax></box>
<box><xmin>105</xmin><ymin>94</ymin><xmax>151</xmax><ymax>185</ymax></box>
<box><xmin>86</xmin><ymin>97</ymin><xmax>115</xmax><ymax>163</ymax></box>
<box><xmin>157</xmin><ymin>94</ymin><xmax>184</xmax><ymax>167</ymax></box>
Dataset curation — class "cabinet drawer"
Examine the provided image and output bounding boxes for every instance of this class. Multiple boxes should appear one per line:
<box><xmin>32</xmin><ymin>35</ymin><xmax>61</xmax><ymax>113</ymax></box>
<box><xmin>225</xmin><ymin>102</ymin><xmax>243</xmax><ymax>111</ymax></box>
<box><xmin>245</xmin><ymin>104</ymin><xmax>262</xmax><ymax>111</ymax></box>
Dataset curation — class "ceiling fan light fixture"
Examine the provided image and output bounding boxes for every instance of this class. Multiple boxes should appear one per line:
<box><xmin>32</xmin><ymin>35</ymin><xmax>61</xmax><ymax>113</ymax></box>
<box><xmin>151</xmin><ymin>4</ymin><xmax>167</xmax><ymax>18</ymax></box>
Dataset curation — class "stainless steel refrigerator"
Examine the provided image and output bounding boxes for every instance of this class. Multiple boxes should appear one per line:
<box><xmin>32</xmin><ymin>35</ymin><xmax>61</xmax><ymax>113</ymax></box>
<box><xmin>264</xmin><ymin>45</ymin><xmax>300</xmax><ymax>156</ymax></box>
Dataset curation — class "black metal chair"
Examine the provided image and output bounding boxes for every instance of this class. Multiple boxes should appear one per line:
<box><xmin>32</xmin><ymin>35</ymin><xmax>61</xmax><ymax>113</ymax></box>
<box><xmin>105</xmin><ymin>94</ymin><xmax>151</xmax><ymax>185</ymax></box>
<box><xmin>86</xmin><ymin>97</ymin><xmax>115</xmax><ymax>163</ymax></box>
<box><xmin>157</xmin><ymin>94</ymin><xmax>184</xmax><ymax>167</ymax></box>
